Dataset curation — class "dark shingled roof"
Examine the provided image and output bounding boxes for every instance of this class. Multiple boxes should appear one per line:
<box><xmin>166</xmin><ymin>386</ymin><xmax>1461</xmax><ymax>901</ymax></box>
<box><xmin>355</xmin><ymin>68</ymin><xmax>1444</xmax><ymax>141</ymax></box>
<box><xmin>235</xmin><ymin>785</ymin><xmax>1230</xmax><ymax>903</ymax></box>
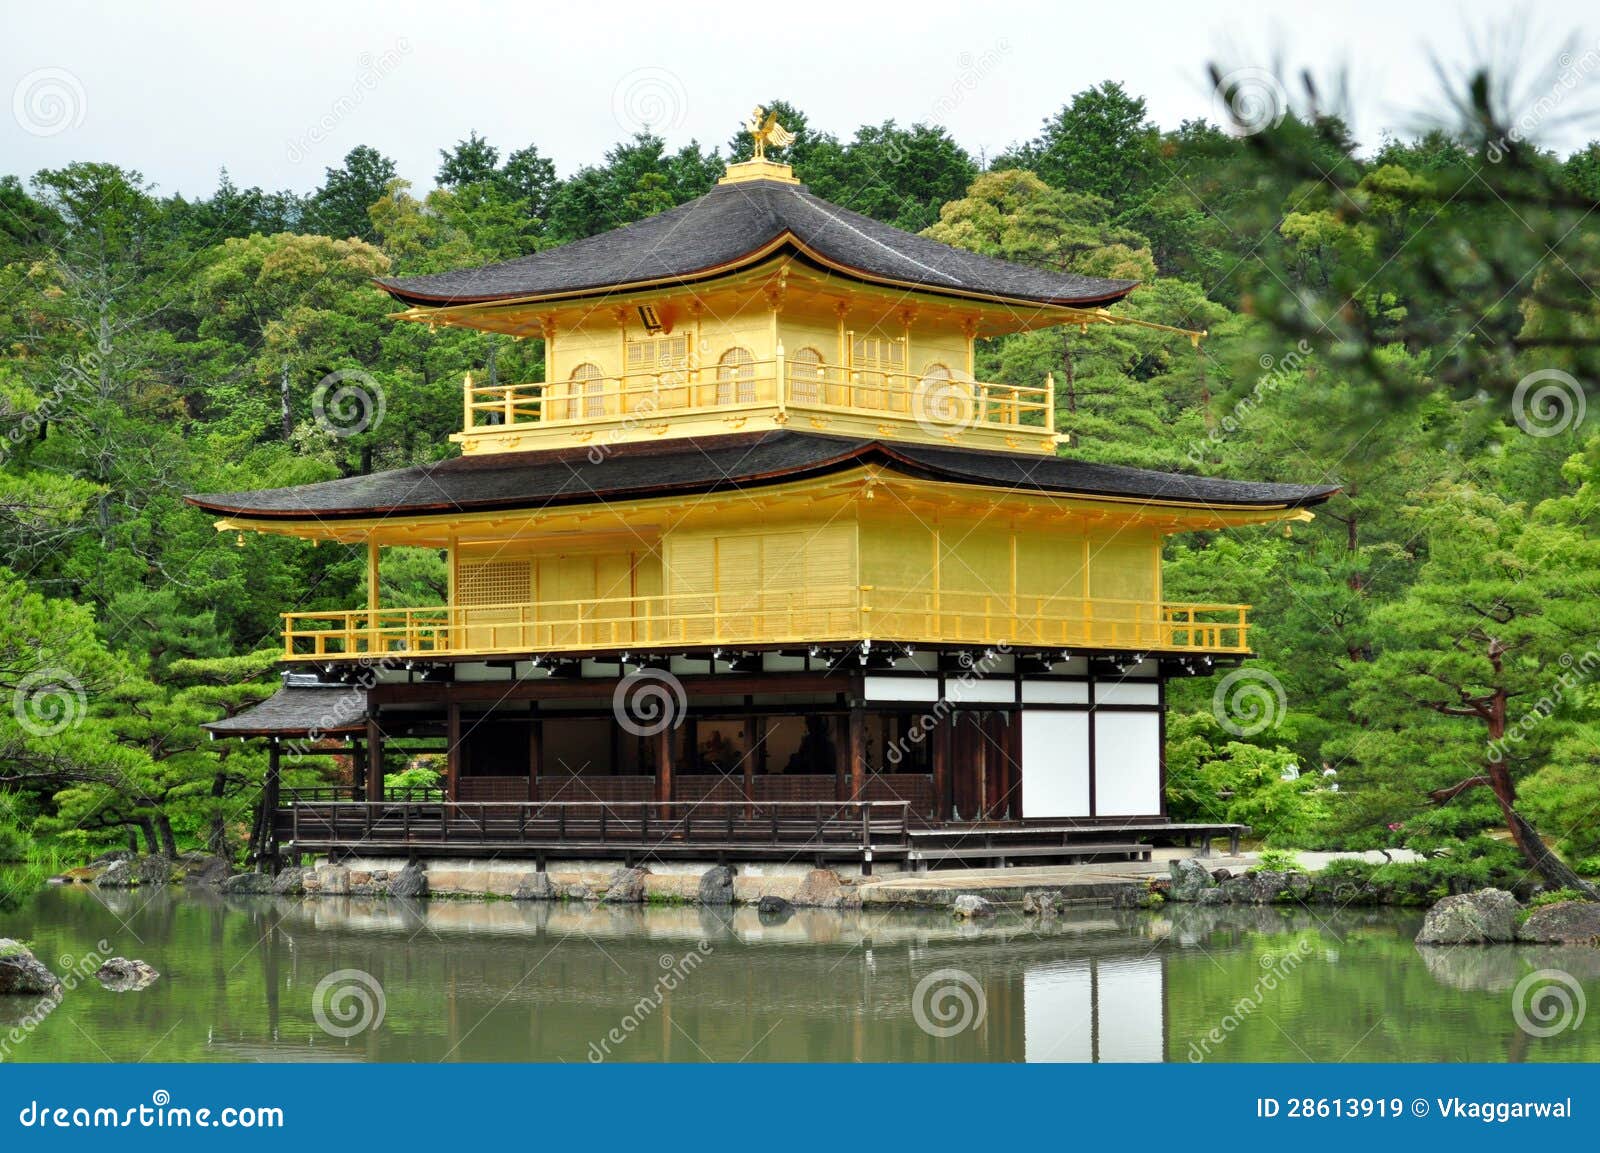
<box><xmin>374</xmin><ymin>177</ymin><xmax>1138</xmax><ymax>309</ymax></box>
<box><xmin>187</xmin><ymin>431</ymin><xmax>1339</xmax><ymax>520</ymax></box>
<box><xmin>205</xmin><ymin>685</ymin><xmax>367</xmax><ymax>737</ymax></box>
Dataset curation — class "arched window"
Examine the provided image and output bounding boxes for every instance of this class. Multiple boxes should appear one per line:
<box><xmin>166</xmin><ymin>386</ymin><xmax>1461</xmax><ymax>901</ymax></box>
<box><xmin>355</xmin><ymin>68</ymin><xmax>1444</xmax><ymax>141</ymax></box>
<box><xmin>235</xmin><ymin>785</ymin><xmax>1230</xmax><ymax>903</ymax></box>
<box><xmin>716</xmin><ymin>347</ymin><xmax>755</xmax><ymax>405</ymax></box>
<box><xmin>568</xmin><ymin>362</ymin><xmax>603</xmax><ymax>420</ymax></box>
<box><xmin>914</xmin><ymin>362</ymin><xmax>973</xmax><ymax>428</ymax></box>
<box><xmin>788</xmin><ymin>346</ymin><xmax>824</xmax><ymax>404</ymax></box>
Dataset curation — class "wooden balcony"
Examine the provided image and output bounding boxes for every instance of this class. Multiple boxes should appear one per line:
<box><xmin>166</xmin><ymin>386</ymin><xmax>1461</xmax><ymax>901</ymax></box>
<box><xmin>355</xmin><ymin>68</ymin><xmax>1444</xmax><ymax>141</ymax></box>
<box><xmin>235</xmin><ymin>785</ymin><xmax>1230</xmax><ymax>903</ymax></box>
<box><xmin>280</xmin><ymin>587</ymin><xmax>1250</xmax><ymax>660</ymax></box>
<box><xmin>455</xmin><ymin>357</ymin><xmax>1059</xmax><ymax>455</ymax></box>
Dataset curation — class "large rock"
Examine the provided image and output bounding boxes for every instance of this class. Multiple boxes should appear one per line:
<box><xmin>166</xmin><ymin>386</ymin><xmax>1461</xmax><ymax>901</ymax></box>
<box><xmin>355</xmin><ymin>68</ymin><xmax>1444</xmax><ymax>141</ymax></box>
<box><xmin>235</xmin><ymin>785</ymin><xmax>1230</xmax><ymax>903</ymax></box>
<box><xmin>757</xmin><ymin>895</ymin><xmax>794</xmax><ymax>920</ymax></box>
<box><xmin>1518</xmin><ymin>900</ymin><xmax>1600</xmax><ymax>945</ymax></box>
<box><xmin>272</xmin><ymin>868</ymin><xmax>310</xmax><ymax>896</ymax></box>
<box><xmin>601</xmin><ymin>866</ymin><xmax>650</xmax><ymax>904</ymax></box>
<box><xmin>310</xmin><ymin>865</ymin><xmax>350</xmax><ymax>895</ymax></box>
<box><xmin>93</xmin><ymin>858</ymin><xmax>135</xmax><ymax>888</ymax></box>
<box><xmin>1415</xmin><ymin>888</ymin><xmax>1521</xmax><ymax>945</ymax></box>
<box><xmin>513</xmin><ymin>872</ymin><xmax>559</xmax><ymax>901</ymax></box>
<box><xmin>386</xmin><ymin>862</ymin><xmax>428</xmax><ymax>899</ymax></box>
<box><xmin>180</xmin><ymin>854</ymin><xmax>230</xmax><ymax>886</ymax></box>
<box><xmin>696</xmin><ymin>866</ymin><xmax>735</xmax><ymax>907</ymax></box>
<box><xmin>1222</xmin><ymin>870</ymin><xmax>1313</xmax><ymax>905</ymax></box>
<box><xmin>94</xmin><ymin>957</ymin><xmax>160</xmax><ymax>992</ymax></box>
<box><xmin>793</xmin><ymin>868</ymin><xmax>858</xmax><ymax>909</ymax></box>
<box><xmin>951</xmin><ymin>894</ymin><xmax>995</xmax><ymax>919</ymax></box>
<box><xmin>220</xmin><ymin>872</ymin><xmax>273</xmax><ymax>895</ymax></box>
<box><xmin>0</xmin><ymin>940</ymin><xmax>61</xmax><ymax>996</ymax></box>
<box><xmin>1169</xmin><ymin>858</ymin><xmax>1216</xmax><ymax>902</ymax></box>
<box><xmin>563</xmin><ymin>881</ymin><xmax>598</xmax><ymax>902</ymax></box>
<box><xmin>135</xmin><ymin>855</ymin><xmax>175</xmax><ymax>887</ymax></box>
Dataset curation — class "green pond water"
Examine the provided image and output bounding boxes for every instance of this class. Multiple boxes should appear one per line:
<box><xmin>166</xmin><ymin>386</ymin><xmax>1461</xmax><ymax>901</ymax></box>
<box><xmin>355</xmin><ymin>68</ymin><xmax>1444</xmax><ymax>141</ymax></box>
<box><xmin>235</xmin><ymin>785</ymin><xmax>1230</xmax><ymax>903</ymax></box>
<box><xmin>2</xmin><ymin>883</ymin><xmax>1598</xmax><ymax>1062</ymax></box>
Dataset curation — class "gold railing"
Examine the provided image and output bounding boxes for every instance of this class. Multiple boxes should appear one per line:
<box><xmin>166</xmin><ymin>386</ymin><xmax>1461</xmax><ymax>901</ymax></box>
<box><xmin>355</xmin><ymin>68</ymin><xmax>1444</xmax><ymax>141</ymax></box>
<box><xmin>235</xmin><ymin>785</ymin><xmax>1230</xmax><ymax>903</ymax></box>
<box><xmin>461</xmin><ymin>359</ymin><xmax>1054</xmax><ymax>436</ymax></box>
<box><xmin>281</xmin><ymin>588</ymin><xmax>1249</xmax><ymax>658</ymax></box>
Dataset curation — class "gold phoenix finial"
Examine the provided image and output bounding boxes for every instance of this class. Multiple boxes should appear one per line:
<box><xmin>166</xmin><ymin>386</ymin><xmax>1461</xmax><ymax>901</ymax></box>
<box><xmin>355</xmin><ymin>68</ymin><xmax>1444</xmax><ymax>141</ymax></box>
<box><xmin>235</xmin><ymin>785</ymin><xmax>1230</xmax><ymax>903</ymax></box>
<box><xmin>745</xmin><ymin>105</ymin><xmax>796</xmax><ymax>161</ymax></box>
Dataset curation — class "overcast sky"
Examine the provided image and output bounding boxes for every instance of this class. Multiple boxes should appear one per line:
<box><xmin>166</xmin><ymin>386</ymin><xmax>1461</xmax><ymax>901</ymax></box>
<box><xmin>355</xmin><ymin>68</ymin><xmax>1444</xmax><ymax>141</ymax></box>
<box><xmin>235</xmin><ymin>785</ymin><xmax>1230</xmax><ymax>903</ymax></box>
<box><xmin>3</xmin><ymin>0</ymin><xmax>1597</xmax><ymax>197</ymax></box>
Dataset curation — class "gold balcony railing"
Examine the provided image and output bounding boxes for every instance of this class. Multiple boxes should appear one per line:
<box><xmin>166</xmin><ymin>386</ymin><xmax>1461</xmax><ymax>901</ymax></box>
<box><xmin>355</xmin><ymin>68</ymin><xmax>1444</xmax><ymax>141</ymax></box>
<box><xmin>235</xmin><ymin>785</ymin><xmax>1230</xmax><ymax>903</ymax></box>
<box><xmin>281</xmin><ymin>587</ymin><xmax>1249</xmax><ymax>659</ymax></box>
<box><xmin>461</xmin><ymin>359</ymin><xmax>1054</xmax><ymax>437</ymax></box>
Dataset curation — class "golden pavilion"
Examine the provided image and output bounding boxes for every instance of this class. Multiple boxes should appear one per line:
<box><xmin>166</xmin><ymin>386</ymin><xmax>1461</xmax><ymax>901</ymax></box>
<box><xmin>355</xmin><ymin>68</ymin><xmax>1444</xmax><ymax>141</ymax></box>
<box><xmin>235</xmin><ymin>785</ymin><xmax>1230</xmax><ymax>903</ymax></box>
<box><xmin>194</xmin><ymin>115</ymin><xmax>1334</xmax><ymax>870</ymax></box>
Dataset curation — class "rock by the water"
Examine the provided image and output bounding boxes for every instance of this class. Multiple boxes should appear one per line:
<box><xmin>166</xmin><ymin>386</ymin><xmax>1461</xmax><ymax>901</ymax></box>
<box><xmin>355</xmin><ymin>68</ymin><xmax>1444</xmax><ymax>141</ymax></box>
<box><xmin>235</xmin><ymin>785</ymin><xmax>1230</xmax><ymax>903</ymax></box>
<box><xmin>180</xmin><ymin>854</ymin><xmax>230</xmax><ymax>886</ymax></box>
<box><xmin>387</xmin><ymin>862</ymin><xmax>428</xmax><ymax>899</ymax></box>
<box><xmin>564</xmin><ymin>882</ymin><xmax>598</xmax><ymax>902</ymax></box>
<box><xmin>696</xmin><ymin>865</ymin><xmax>735</xmax><ymax>907</ymax></box>
<box><xmin>757</xmin><ymin>894</ymin><xmax>793</xmax><ymax>919</ymax></box>
<box><xmin>272</xmin><ymin>868</ymin><xmax>309</xmax><ymax>896</ymax></box>
<box><xmin>95</xmin><ymin>957</ymin><xmax>159</xmax><ymax>992</ymax></box>
<box><xmin>308</xmin><ymin>865</ymin><xmax>349</xmax><ymax>895</ymax></box>
<box><xmin>951</xmin><ymin>894</ymin><xmax>995</xmax><ymax>919</ymax></box>
<box><xmin>793</xmin><ymin>868</ymin><xmax>858</xmax><ymax>909</ymax></box>
<box><xmin>135</xmin><ymin>855</ymin><xmax>175</xmax><ymax>887</ymax></box>
<box><xmin>93</xmin><ymin>859</ymin><xmax>135</xmax><ymax>888</ymax></box>
<box><xmin>220</xmin><ymin>872</ymin><xmax>273</xmax><ymax>895</ymax></box>
<box><xmin>1517</xmin><ymin>900</ymin><xmax>1600</xmax><ymax>945</ymax></box>
<box><xmin>0</xmin><ymin>940</ymin><xmax>61</xmax><ymax>996</ymax></box>
<box><xmin>601</xmin><ymin>866</ymin><xmax>650</xmax><ymax>904</ymax></box>
<box><xmin>1021</xmin><ymin>890</ymin><xmax>1059</xmax><ymax>916</ymax></box>
<box><xmin>1169</xmin><ymin>858</ymin><xmax>1215</xmax><ymax>902</ymax></box>
<box><xmin>1415</xmin><ymin>889</ymin><xmax>1520</xmax><ymax>945</ymax></box>
<box><xmin>513</xmin><ymin>872</ymin><xmax>558</xmax><ymax>901</ymax></box>
<box><xmin>1211</xmin><ymin>868</ymin><xmax>1234</xmax><ymax>882</ymax></box>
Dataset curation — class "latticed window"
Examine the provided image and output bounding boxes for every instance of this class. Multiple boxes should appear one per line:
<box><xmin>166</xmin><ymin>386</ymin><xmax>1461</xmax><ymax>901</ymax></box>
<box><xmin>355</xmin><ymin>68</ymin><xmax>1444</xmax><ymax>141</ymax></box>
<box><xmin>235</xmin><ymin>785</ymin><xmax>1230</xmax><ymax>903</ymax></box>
<box><xmin>625</xmin><ymin>334</ymin><xmax>689</xmax><ymax>381</ymax></box>
<box><xmin>716</xmin><ymin>347</ymin><xmax>755</xmax><ymax>405</ymax></box>
<box><xmin>789</xmin><ymin>346</ymin><xmax>824</xmax><ymax>403</ymax></box>
<box><xmin>850</xmin><ymin>335</ymin><xmax>904</xmax><ymax>375</ymax></box>
<box><xmin>568</xmin><ymin>362</ymin><xmax>603</xmax><ymax>420</ymax></box>
<box><xmin>458</xmin><ymin>559</ymin><xmax>533</xmax><ymax>606</ymax></box>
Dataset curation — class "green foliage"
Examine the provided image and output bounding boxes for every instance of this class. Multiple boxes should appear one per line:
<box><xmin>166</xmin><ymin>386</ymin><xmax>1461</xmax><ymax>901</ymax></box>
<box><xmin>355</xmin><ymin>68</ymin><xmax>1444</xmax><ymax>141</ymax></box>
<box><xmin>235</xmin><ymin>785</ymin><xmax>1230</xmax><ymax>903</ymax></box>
<box><xmin>1252</xmin><ymin>848</ymin><xmax>1305</xmax><ymax>874</ymax></box>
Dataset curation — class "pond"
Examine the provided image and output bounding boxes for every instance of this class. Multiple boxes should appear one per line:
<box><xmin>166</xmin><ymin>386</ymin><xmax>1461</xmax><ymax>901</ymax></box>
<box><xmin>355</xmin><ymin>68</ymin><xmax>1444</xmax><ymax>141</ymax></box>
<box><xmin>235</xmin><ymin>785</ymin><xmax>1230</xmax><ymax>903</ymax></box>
<box><xmin>2</xmin><ymin>884</ymin><xmax>1597</xmax><ymax>1062</ymax></box>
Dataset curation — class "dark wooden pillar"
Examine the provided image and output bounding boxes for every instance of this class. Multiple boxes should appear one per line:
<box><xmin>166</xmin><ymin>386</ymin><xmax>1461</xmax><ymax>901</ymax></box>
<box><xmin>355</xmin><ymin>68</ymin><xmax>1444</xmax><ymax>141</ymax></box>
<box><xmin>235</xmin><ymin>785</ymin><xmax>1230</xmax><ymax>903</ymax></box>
<box><xmin>848</xmin><ymin>703</ymin><xmax>866</xmax><ymax>802</ymax></box>
<box><xmin>745</xmin><ymin>715</ymin><xmax>763</xmax><ymax>813</ymax></box>
<box><xmin>655</xmin><ymin>724</ymin><xmax>673</xmax><ymax>804</ymax></box>
<box><xmin>932</xmin><ymin>708</ymin><xmax>951</xmax><ymax>822</ymax></box>
<box><xmin>446</xmin><ymin>702</ymin><xmax>462</xmax><ymax>800</ymax></box>
<box><xmin>528</xmin><ymin>715</ymin><xmax>543</xmax><ymax>802</ymax></box>
<box><xmin>365</xmin><ymin>715</ymin><xmax>384</xmax><ymax>801</ymax></box>
<box><xmin>263</xmin><ymin>739</ymin><xmax>282</xmax><ymax>866</ymax></box>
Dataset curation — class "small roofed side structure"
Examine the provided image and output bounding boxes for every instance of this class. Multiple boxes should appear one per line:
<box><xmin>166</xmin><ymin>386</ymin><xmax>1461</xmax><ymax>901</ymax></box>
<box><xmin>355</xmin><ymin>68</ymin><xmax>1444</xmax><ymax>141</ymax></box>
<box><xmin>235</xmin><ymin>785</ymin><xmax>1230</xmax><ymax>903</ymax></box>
<box><xmin>204</xmin><ymin>682</ymin><xmax>367</xmax><ymax>739</ymax></box>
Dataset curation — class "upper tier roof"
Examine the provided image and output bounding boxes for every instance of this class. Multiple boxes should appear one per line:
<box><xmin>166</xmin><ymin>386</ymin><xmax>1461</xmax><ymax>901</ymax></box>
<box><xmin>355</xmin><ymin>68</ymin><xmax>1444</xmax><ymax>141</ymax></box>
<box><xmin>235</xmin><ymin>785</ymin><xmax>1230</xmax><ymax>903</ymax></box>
<box><xmin>374</xmin><ymin>176</ymin><xmax>1138</xmax><ymax>310</ymax></box>
<box><xmin>187</xmin><ymin>431</ymin><xmax>1338</xmax><ymax>521</ymax></box>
